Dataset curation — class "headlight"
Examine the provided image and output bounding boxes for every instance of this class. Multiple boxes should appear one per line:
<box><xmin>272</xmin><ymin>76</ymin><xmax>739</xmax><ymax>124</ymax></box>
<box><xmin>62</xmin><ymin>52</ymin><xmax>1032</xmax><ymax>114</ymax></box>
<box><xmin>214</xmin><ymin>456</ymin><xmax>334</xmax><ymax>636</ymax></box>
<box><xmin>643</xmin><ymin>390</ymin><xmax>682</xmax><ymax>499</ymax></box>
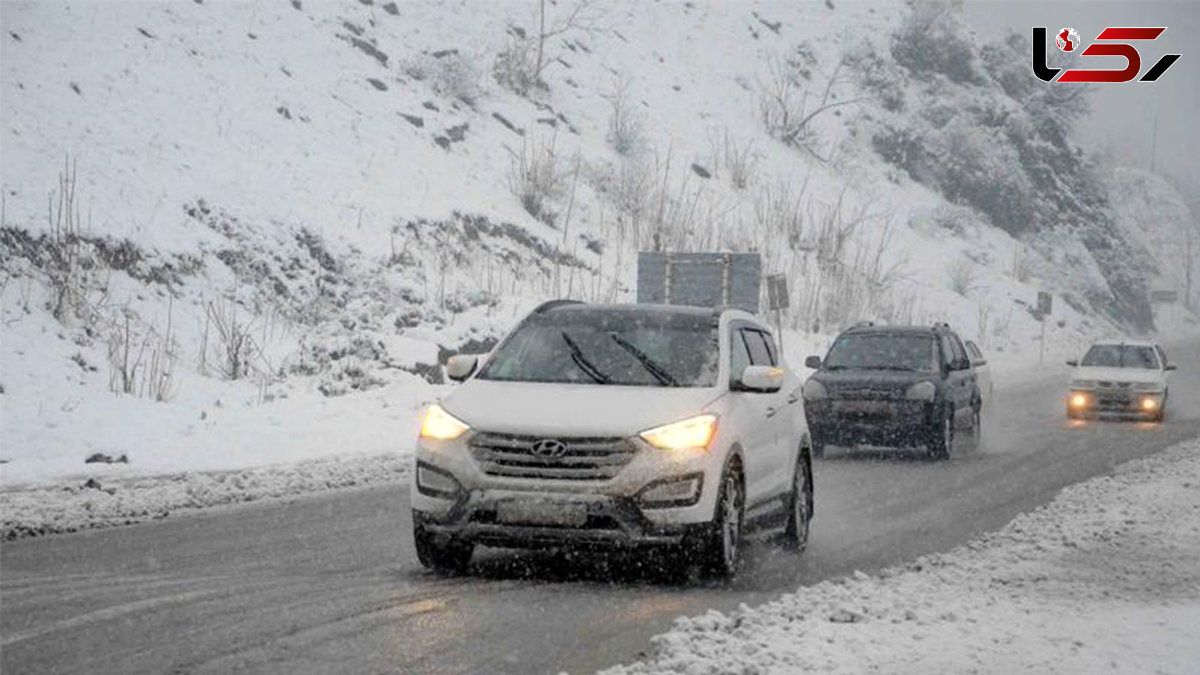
<box><xmin>419</xmin><ymin>403</ymin><xmax>470</xmax><ymax>440</ymax></box>
<box><xmin>1132</xmin><ymin>382</ymin><xmax>1163</xmax><ymax>392</ymax></box>
<box><xmin>640</xmin><ymin>414</ymin><xmax>718</xmax><ymax>450</ymax></box>
<box><xmin>905</xmin><ymin>381</ymin><xmax>936</xmax><ymax>401</ymax></box>
<box><xmin>1070</xmin><ymin>379</ymin><xmax>1097</xmax><ymax>390</ymax></box>
<box><xmin>802</xmin><ymin>379</ymin><xmax>828</xmax><ymax>401</ymax></box>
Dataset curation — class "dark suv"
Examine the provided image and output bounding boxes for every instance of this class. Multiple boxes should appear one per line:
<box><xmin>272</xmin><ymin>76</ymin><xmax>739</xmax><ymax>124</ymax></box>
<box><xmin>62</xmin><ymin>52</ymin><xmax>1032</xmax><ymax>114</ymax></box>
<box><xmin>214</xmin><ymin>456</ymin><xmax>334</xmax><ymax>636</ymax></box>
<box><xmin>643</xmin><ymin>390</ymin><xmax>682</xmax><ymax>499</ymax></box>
<box><xmin>801</xmin><ymin>323</ymin><xmax>981</xmax><ymax>460</ymax></box>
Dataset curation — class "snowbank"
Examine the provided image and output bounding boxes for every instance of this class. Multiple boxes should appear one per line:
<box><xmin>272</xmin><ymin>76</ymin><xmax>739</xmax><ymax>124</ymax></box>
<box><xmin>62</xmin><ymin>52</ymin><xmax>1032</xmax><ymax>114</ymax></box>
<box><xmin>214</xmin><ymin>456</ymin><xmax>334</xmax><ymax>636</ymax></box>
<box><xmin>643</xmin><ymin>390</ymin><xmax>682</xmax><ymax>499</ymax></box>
<box><xmin>602</xmin><ymin>439</ymin><xmax>1200</xmax><ymax>675</ymax></box>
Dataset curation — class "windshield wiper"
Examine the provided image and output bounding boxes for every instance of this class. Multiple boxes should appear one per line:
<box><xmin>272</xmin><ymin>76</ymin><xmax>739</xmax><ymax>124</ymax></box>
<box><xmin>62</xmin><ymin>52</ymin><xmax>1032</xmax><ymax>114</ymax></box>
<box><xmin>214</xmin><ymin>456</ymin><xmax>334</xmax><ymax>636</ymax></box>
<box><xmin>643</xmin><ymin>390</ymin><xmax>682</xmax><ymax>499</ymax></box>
<box><xmin>609</xmin><ymin>333</ymin><xmax>680</xmax><ymax>387</ymax></box>
<box><xmin>561</xmin><ymin>331</ymin><xmax>611</xmax><ymax>384</ymax></box>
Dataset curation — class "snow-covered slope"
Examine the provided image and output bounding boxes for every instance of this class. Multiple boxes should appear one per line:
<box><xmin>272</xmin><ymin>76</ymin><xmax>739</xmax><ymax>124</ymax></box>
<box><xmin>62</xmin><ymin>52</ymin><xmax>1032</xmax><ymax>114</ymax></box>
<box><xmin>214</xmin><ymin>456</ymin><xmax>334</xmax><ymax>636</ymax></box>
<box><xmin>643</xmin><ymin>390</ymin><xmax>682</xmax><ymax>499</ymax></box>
<box><xmin>1</xmin><ymin>0</ymin><xmax>1195</xmax><ymax>492</ymax></box>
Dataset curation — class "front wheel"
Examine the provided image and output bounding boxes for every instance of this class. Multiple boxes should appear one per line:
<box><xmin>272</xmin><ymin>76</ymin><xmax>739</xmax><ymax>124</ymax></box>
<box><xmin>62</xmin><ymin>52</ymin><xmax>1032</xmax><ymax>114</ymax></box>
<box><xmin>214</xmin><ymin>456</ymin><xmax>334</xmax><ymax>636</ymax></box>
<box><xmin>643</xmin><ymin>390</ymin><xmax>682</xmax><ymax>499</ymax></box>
<box><xmin>702</xmin><ymin>465</ymin><xmax>745</xmax><ymax>579</ymax></box>
<box><xmin>927</xmin><ymin>409</ymin><xmax>953</xmax><ymax>460</ymax></box>
<box><xmin>413</xmin><ymin>521</ymin><xmax>473</xmax><ymax>574</ymax></box>
<box><xmin>783</xmin><ymin>450</ymin><xmax>812</xmax><ymax>551</ymax></box>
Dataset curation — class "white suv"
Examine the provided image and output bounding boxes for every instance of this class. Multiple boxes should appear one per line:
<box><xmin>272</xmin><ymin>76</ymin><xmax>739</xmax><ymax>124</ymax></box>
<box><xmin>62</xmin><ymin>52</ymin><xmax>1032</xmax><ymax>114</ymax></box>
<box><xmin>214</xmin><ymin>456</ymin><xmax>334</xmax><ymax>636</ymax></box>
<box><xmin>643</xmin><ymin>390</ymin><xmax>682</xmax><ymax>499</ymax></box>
<box><xmin>1066</xmin><ymin>340</ymin><xmax>1175</xmax><ymax>421</ymax></box>
<box><xmin>410</xmin><ymin>301</ymin><xmax>813</xmax><ymax>579</ymax></box>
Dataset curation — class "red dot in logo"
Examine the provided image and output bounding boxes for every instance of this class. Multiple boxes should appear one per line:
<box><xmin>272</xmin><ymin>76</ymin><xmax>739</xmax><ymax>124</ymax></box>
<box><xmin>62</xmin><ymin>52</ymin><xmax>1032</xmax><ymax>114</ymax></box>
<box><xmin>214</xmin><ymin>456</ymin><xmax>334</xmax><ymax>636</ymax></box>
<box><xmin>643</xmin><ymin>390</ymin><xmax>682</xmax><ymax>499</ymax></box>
<box><xmin>1056</xmin><ymin>27</ymin><xmax>1080</xmax><ymax>52</ymax></box>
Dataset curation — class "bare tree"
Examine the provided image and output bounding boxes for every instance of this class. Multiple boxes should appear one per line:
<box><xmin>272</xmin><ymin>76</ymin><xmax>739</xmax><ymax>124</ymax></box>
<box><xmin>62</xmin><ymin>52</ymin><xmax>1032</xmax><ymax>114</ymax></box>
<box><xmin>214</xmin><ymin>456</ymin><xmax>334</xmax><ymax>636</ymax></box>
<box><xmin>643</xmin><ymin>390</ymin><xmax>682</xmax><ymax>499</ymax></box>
<box><xmin>496</xmin><ymin>0</ymin><xmax>605</xmax><ymax>96</ymax></box>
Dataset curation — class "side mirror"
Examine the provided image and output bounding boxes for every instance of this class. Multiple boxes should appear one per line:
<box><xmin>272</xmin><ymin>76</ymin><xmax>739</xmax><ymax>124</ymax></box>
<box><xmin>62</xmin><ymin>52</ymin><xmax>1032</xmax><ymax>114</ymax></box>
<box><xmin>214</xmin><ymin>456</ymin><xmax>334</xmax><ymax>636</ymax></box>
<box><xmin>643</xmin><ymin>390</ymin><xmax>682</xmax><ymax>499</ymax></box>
<box><xmin>738</xmin><ymin>365</ymin><xmax>784</xmax><ymax>393</ymax></box>
<box><xmin>1165</xmin><ymin>364</ymin><xmax>1177</xmax><ymax>371</ymax></box>
<box><xmin>446</xmin><ymin>354</ymin><xmax>480</xmax><ymax>382</ymax></box>
<box><xmin>804</xmin><ymin>355</ymin><xmax>822</xmax><ymax>370</ymax></box>
<box><xmin>1066</xmin><ymin>360</ymin><xmax>1078</xmax><ymax>367</ymax></box>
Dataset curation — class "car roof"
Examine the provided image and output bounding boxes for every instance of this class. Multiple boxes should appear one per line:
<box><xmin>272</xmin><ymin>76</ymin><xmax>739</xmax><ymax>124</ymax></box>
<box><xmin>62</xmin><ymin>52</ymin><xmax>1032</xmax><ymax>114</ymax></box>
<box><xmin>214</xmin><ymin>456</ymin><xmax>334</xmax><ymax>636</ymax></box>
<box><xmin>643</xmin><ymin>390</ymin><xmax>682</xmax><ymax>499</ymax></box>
<box><xmin>538</xmin><ymin>301</ymin><xmax>762</xmax><ymax>324</ymax></box>
<box><xmin>841</xmin><ymin>324</ymin><xmax>943</xmax><ymax>336</ymax></box>
<box><xmin>1088</xmin><ymin>339</ymin><xmax>1158</xmax><ymax>348</ymax></box>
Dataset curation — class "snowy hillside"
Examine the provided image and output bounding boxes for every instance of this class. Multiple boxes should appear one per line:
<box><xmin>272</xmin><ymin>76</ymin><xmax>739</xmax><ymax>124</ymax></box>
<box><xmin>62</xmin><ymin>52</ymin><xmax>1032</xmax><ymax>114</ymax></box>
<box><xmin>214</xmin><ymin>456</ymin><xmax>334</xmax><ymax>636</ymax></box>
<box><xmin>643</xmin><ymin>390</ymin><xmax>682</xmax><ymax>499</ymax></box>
<box><xmin>1</xmin><ymin>0</ymin><xmax>1196</xmax><ymax>497</ymax></box>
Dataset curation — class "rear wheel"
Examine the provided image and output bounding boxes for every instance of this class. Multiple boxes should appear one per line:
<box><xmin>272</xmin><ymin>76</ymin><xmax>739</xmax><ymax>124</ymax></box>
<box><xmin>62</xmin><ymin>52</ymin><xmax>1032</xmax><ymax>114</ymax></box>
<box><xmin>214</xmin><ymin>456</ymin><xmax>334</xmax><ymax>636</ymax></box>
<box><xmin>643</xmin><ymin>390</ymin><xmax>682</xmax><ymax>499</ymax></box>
<box><xmin>702</xmin><ymin>464</ymin><xmax>745</xmax><ymax>579</ymax></box>
<box><xmin>783</xmin><ymin>449</ymin><xmax>812</xmax><ymax>551</ymax></box>
<box><xmin>927</xmin><ymin>409</ymin><xmax>953</xmax><ymax>460</ymax></box>
<box><xmin>413</xmin><ymin>521</ymin><xmax>473</xmax><ymax>574</ymax></box>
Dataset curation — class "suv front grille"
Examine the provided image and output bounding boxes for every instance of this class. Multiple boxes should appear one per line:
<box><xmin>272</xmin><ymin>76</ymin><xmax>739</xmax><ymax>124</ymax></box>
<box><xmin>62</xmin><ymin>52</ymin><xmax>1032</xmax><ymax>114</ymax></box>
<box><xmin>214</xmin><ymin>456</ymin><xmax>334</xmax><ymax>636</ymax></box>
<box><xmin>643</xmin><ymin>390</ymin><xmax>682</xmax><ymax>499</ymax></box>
<box><xmin>468</xmin><ymin>433</ymin><xmax>637</xmax><ymax>481</ymax></box>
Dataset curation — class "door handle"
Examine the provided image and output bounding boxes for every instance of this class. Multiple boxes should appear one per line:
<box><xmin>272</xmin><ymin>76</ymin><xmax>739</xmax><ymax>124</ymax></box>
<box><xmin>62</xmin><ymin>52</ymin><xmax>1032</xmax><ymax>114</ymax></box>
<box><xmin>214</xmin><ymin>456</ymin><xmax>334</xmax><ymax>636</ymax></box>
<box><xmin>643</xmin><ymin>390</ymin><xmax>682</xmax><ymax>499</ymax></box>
<box><xmin>766</xmin><ymin>406</ymin><xmax>779</xmax><ymax>418</ymax></box>
<box><xmin>787</xmin><ymin>394</ymin><xmax>799</xmax><ymax>404</ymax></box>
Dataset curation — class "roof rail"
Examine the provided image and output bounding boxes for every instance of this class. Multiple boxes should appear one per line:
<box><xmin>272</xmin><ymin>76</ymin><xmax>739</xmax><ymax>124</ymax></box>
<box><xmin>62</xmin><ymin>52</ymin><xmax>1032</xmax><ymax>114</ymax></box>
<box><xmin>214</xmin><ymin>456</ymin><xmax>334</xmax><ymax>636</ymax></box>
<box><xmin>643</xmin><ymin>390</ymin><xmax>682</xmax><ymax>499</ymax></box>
<box><xmin>854</xmin><ymin>320</ymin><xmax>875</xmax><ymax>327</ymax></box>
<box><xmin>533</xmin><ymin>299</ymin><xmax>583</xmax><ymax>314</ymax></box>
<box><xmin>931</xmin><ymin>321</ymin><xmax>951</xmax><ymax>330</ymax></box>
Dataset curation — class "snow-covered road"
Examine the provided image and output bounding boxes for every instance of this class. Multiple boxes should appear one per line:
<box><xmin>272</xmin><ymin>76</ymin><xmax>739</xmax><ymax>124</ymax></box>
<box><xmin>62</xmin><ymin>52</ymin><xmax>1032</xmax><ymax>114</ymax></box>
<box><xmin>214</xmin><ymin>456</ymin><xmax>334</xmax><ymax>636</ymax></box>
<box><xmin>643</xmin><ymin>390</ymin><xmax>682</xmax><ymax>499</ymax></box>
<box><xmin>3</xmin><ymin>347</ymin><xmax>1200</xmax><ymax>674</ymax></box>
<box><xmin>605</xmin><ymin>438</ymin><xmax>1200</xmax><ymax>675</ymax></box>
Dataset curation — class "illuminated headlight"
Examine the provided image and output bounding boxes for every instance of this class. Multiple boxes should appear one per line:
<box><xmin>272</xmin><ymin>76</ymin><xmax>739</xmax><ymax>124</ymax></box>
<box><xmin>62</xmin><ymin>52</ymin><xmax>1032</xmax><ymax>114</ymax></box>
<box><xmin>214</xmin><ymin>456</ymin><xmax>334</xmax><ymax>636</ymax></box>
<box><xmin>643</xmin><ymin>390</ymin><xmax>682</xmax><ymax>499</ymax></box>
<box><xmin>639</xmin><ymin>414</ymin><xmax>718</xmax><ymax>451</ymax></box>
<box><xmin>419</xmin><ymin>404</ymin><xmax>470</xmax><ymax>441</ymax></box>
<box><xmin>1132</xmin><ymin>382</ymin><xmax>1163</xmax><ymax>392</ymax></box>
<box><xmin>802</xmin><ymin>379</ymin><xmax>828</xmax><ymax>401</ymax></box>
<box><xmin>1069</xmin><ymin>393</ymin><xmax>1089</xmax><ymax>409</ymax></box>
<box><xmin>638</xmin><ymin>473</ymin><xmax>703</xmax><ymax>508</ymax></box>
<box><xmin>1140</xmin><ymin>397</ymin><xmax>1159</xmax><ymax>411</ymax></box>
<box><xmin>1070</xmin><ymin>379</ymin><xmax>1097</xmax><ymax>390</ymax></box>
<box><xmin>416</xmin><ymin>461</ymin><xmax>461</xmax><ymax>498</ymax></box>
<box><xmin>905</xmin><ymin>381</ymin><xmax>936</xmax><ymax>401</ymax></box>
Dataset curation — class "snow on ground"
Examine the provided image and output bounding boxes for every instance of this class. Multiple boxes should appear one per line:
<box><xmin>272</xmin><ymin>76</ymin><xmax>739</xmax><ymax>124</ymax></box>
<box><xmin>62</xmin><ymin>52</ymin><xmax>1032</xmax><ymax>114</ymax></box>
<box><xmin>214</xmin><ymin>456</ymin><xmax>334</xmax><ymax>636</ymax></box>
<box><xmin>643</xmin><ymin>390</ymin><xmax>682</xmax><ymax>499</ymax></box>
<box><xmin>601</xmin><ymin>439</ymin><xmax>1200</xmax><ymax>675</ymax></box>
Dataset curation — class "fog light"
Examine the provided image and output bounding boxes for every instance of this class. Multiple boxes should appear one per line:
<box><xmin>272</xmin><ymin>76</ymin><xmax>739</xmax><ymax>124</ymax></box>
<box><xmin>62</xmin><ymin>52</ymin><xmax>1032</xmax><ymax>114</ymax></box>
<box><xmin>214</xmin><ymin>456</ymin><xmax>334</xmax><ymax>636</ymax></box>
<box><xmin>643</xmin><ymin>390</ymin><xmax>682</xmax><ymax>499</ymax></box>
<box><xmin>1070</xmin><ymin>393</ymin><xmax>1088</xmax><ymax>408</ymax></box>
<box><xmin>416</xmin><ymin>462</ymin><xmax>461</xmax><ymax>499</ymax></box>
<box><xmin>1141</xmin><ymin>397</ymin><xmax>1158</xmax><ymax>411</ymax></box>
<box><xmin>638</xmin><ymin>474</ymin><xmax>703</xmax><ymax>508</ymax></box>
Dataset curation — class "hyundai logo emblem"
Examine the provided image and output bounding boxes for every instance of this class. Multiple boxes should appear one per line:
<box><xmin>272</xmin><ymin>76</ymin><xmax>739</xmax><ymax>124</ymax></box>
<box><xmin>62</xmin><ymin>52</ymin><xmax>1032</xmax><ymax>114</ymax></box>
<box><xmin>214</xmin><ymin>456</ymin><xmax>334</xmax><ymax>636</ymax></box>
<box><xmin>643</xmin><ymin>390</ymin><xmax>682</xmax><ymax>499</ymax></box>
<box><xmin>530</xmin><ymin>439</ymin><xmax>568</xmax><ymax>459</ymax></box>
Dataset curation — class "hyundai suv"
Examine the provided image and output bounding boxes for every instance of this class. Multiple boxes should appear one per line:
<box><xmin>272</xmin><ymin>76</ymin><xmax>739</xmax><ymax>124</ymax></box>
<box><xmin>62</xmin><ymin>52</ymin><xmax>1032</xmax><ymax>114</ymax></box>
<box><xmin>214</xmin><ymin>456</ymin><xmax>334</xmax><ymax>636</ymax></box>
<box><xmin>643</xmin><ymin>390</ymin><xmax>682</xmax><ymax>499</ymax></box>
<box><xmin>802</xmin><ymin>323</ymin><xmax>981</xmax><ymax>460</ymax></box>
<box><xmin>410</xmin><ymin>301</ymin><xmax>814</xmax><ymax>579</ymax></box>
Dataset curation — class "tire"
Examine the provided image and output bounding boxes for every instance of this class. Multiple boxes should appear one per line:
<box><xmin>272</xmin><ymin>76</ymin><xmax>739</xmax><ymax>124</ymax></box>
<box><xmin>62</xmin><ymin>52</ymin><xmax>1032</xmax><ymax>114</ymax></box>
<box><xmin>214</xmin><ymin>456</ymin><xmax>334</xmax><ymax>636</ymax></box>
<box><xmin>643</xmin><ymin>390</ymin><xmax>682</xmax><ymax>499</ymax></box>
<box><xmin>702</xmin><ymin>464</ymin><xmax>745</xmax><ymax>579</ymax></box>
<box><xmin>810</xmin><ymin>436</ymin><xmax>825</xmax><ymax>459</ymax></box>
<box><xmin>783</xmin><ymin>449</ymin><xmax>812</xmax><ymax>551</ymax></box>
<box><xmin>413</xmin><ymin>521</ymin><xmax>473</xmax><ymax>574</ymax></box>
<box><xmin>972</xmin><ymin>404</ymin><xmax>982</xmax><ymax>437</ymax></box>
<box><xmin>927</xmin><ymin>408</ymin><xmax>953</xmax><ymax>460</ymax></box>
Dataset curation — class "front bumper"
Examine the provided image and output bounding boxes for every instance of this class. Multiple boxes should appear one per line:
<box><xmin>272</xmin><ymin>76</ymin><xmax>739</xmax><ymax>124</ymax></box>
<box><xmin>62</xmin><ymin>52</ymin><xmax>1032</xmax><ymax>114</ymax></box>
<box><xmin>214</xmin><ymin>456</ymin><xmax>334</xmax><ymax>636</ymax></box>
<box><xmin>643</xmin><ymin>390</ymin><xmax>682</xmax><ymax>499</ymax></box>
<box><xmin>414</xmin><ymin>490</ymin><xmax>701</xmax><ymax>549</ymax></box>
<box><xmin>411</xmin><ymin>431</ymin><xmax>722</xmax><ymax>549</ymax></box>
<box><xmin>1068</xmin><ymin>389</ymin><xmax>1163</xmax><ymax>417</ymax></box>
<box><xmin>806</xmin><ymin>399</ymin><xmax>935</xmax><ymax>447</ymax></box>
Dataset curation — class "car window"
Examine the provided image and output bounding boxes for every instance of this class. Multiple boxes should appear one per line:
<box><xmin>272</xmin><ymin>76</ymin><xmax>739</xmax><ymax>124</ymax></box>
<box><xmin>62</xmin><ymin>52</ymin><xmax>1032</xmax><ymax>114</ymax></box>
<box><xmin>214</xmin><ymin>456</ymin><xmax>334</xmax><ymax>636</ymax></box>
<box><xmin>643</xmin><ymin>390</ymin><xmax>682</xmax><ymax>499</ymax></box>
<box><xmin>948</xmin><ymin>334</ymin><xmax>969</xmax><ymax>366</ymax></box>
<box><xmin>730</xmin><ymin>328</ymin><xmax>752</xmax><ymax>380</ymax></box>
<box><xmin>478</xmin><ymin>310</ymin><xmax>720</xmax><ymax>386</ymax></box>
<box><xmin>744</xmin><ymin>329</ymin><xmax>773</xmax><ymax>366</ymax></box>
<box><xmin>965</xmin><ymin>341</ymin><xmax>982</xmax><ymax>361</ymax></box>
<box><xmin>1080</xmin><ymin>344</ymin><xmax>1159</xmax><ymax>370</ymax></box>
<box><xmin>759</xmin><ymin>331</ymin><xmax>779</xmax><ymax>365</ymax></box>
<box><xmin>825</xmin><ymin>333</ymin><xmax>939</xmax><ymax>372</ymax></box>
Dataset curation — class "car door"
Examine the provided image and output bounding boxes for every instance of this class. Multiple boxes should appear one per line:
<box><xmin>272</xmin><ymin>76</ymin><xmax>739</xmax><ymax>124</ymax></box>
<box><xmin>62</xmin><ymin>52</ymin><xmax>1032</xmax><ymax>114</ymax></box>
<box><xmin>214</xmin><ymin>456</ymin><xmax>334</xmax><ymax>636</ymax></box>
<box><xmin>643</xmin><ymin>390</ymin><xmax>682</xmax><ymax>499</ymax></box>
<box><xmin>965</xmin><ymin>340</ymin><xmax>991</xmax><ymax>403</ymax></box>
<box><xmin>940</xmin><ymin>333</ymin><xmax>973</xmax><ymax>426</ymax></box>
<box><xmin>727</xmin><ymin>323</ymin><xmax>776</xmax><ymax>510</ymax></box>
<box><xmin>744</xmin><ymin>327</ymin><xmax>794</xmax><ymax>501</ymax></box>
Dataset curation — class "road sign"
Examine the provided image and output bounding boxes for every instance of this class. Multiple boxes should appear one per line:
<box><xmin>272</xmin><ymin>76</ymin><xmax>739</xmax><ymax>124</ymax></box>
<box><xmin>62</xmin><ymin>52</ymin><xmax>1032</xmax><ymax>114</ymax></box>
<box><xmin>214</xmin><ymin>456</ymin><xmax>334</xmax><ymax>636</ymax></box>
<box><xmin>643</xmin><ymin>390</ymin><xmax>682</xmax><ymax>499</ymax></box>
<box><xmin>1036</xmin><ymin>291</ymin><xmax>1052</xmax><ymax>317</ymax></box>
<box><xmin>766</xmin><ymin>274</ymin><xmax>789</xmax><ymax>310</ymax></box>
<box><xmin>636</xmin><ymin>252</ymin><xmax>762</xmax><ymax>312</ymax></box>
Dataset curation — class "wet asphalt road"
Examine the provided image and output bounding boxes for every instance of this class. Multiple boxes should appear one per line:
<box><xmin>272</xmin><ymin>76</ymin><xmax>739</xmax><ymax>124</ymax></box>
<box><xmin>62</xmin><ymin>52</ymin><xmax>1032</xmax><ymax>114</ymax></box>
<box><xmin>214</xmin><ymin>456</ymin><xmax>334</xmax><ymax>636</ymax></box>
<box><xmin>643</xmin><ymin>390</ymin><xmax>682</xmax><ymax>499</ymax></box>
<box><xmin>3</xmin><ymin>346</ymin><xmax>1199</xmax><ymax>675</ymax></box>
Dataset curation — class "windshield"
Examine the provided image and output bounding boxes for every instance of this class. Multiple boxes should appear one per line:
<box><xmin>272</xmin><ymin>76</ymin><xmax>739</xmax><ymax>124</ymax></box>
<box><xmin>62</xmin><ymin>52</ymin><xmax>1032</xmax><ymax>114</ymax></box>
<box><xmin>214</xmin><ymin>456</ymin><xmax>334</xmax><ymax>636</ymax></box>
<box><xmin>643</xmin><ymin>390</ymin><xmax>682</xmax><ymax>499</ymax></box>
<box><xmin>823</xmin><ymin>333</ymin><xmax>938</xmax><ymax>372</ymax></box>
<box><xmin>477</xmin><ymin>310</ymin><xmax>719</xmax><ymax>387</ymax></box>
<box><xmin>1080</xmin><ymin>345</ymin><xmax>1160</xmax><ymax>369</ymax></box>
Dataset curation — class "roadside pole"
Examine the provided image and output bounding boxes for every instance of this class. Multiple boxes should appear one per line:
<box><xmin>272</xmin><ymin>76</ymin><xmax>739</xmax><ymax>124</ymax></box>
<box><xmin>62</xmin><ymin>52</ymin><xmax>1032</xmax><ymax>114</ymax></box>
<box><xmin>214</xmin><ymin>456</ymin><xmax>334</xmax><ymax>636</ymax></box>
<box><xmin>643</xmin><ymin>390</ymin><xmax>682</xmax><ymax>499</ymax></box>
<box><xmin>767</xmin><ymin>274</ymin><xmax>789</xmax><ymax>353</ymax></box>
<box><xmin>1037</xmin><ymin>291</ymin><xmax>1052</xmax><ymax>365</ymax></box>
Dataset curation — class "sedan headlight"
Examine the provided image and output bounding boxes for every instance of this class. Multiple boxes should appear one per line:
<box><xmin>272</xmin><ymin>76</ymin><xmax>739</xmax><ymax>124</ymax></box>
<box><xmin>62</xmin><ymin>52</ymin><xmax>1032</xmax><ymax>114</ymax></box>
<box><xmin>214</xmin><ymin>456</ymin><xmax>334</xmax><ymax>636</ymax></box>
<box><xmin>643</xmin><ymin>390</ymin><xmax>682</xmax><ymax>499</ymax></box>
<box><xmin>1132</xmin><ymin>382</ymin><xmax>1163</xmax><ymax>392</ymax></box>
<box><xmin>419</xmin><ymin>403</ymin><xmax>470</xmax><ymax>440</ymax></box>
<box><xmin>640</xmin><ymin>414</ymin><xmax>718</xmax><ymax>450</ymax></box>
<box><xmin>1069</xmin><ymin>379</ymin><xmax>1097</xmax><ymax>390</ymax></box>
<box><xmin>905</xmin><ymin>381</ymin><xmax>936</xmax><ymax>401</ymax></box>
<box><xmin>802</xmin><ymin>379</ymin><xmax>828</xmax><ymax>401</ymax></box>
